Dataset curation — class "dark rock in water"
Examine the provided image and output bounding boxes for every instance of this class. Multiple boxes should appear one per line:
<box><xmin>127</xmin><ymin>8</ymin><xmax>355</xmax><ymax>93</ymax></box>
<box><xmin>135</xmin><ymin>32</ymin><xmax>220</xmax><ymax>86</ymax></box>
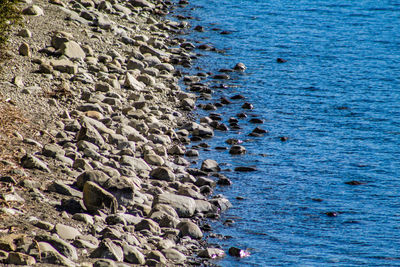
<box><xmin>209</xmin><ymin>113</ymin><xmax>222</xmax><ymax>120</ymax></box>
<box><xmin>217</xmin><ymin>123</ymin><xmax>229</xmax><ymax>131</ymax></box>
<box><xmin>198</xmin><ymin>248</ymin><xmax>225</xmax><ymax>259</ymax></box>
<box><xmin>277</xmin><ymin>57</ymin><xmax>287</xmax><ymax>63</ymax></box>
<box><xmin>249</xmin><ymin>118</ymin><xmax>264</xmax><ymax>124</ymax></box>
<box><xmin>194</xmin><ymin>25</ymin><xmax>205</xmax><ymax>32</ymax></box>
<box><xmin>345</xmin><ymin>180</ymin><xmax>365</xmax><ymax>185</ymax></box>
<box><xmin>197</xmin><ymin>44</ymin><xmax>213</xmax><ymax>50</ymax></box>
<box><xmin>234</xmin><ymin>62</ymin><xmax>247</xmax><ymax>71</ymax></box>
<box><xmin>252</xmin><ymin>127</ymin><xmax>268</xmax><ymax>134</ymax></box>
<box><xmin>219</xmin><ymin>68</ymin><xmax>234</xmax><ymax>73</ymax></box>
<box><xmin>248</xmin><ymin>132</ymin><xmax>263</xmax><ymax>137</ymax></box>
<box><xmin>236</xmin><ymin>112</ymin><xmax>247</xmax><ymax>118</ymax></box>
<box><xmin>224</xmin><ymin>219</ymin><xmax>235</xmax><ymax>226</ymax></box>
<box><xmin>215</xmin><ymin>102</ymin><xmax>223</xmax><ymax>108</ymax></box>
<box><xmin>225</xmin><ymin>138</ymin><xmax>242</xmax><ymax>145</ymax></box>
<box><xmin>228</xmin><ymin>247</ymin><xmax>250</xmax><ymax>258</ymax></box>
<box><xmin>229</xmin><ymin>145</ymin><xmax>246</xmax><ymax>155</ymax></box>
<box><xmin>236</xmin><ymin>196</ymin><xmax>245</xmax><ymax>200</ymax></box>
<box><xmin>178</xmin><ymin>0</ymin><xmax>189</xmax><ymax>5</ymax></box>
<box><xmin>228</xmin><ymin>117</ymin><xmax>238</xmax><ymax>123</ymax></box>
<box><xmin>325</xmin><ymin>212</ymin><xmax>338</xmax><ymax>217</ymax></box>
<box><xmin>213</xmin><ymin>74</ymin><xmax>230</xmax><ymax>80</ymax></box>
<box><xmin>217</xmin><ymin>176</ymin><xmax>232</xmax><ymax>185</ymax></box>
<box><xmin>234</xmin><ymin>166</ymin><xmax>257</xmax><ymax>172</ymax></box>
<box><xmin>187</xmin><ymin>168</ymin><xmax>208</xmax><ymax>177</ymax></box>
<box><xmin>231</xmin><ymin>94</ymin><xmax>245</xmax><ymax>100</ymax></box>
<box><xmin>220</xmin><ymin>97</ymin><xmax>232</xmax><ymax>104</ymax></box>
<box><xmin>215</xmin><ymin>146</ymin><xmax>228</xmax><ymax>150</ymax></box>
<box><xmin>220</xmin><ymin>30</ymin><xmax>232</xmax><ymax>35</ymax></box>
<box><xmin>280</xmin><ymin>136</ymin><xmax>289</xmax><ymax>142</ymax></box>
<box><xmin>312</xmin><ymin>198</ymin><xmax>323</xmax><ymax>202</ymax></box>
<box><xmin>242</xmin><ymin>102</ymin><xmax>254</xmax><ymax>109</ymax></box>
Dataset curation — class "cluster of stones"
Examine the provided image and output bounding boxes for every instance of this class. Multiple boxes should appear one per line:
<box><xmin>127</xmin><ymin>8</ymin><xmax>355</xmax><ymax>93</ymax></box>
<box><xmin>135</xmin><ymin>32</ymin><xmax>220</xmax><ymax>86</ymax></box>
<box><xmin>1</xmin><ymin>0</ymin><xmax>231</xmax><ymax>266</ymax></box>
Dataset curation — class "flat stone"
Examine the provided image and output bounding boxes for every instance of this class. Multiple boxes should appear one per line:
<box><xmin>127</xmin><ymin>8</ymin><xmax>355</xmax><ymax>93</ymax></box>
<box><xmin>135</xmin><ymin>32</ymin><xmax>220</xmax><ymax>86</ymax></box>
<box><xmin>21</xmin><ymin>154</ymin><xmax>50</xmax><ymax>172</ymax></box>
<box><xmin>54</xmin><ymin>223</ymin><xmax>81</xmax><ymax>240</ymax></box>
<box><xmin>49</xmin><ymin>59</ymin><xmax>77</xmax><ymax>74</ymax></box>
<box><xmin>162</xmin><ymin>248</ymin><xmax>186</xmax><ymax>263</ymax></box>
<box><xmin>135</xmin><ymin>219</ymin><xmax>161</xmax><ymax>235</ymax></box>
<box><xmin>48</xmin><ymin>181</ymin><xmax>82</xmax><ymax>197</ymax></box>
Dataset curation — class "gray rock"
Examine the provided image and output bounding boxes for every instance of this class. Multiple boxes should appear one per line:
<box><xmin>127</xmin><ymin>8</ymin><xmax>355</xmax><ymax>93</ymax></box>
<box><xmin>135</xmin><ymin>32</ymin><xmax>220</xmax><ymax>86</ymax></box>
<box><xmin>146</xmin><ymin>250</ymin><xmax>166</xmax><ymax>264</ymax></box>
<box><xmin>201</xmin><ymin>159</ymin><xmax>220</xmax><ymax>172</ymax></box>
<box><xmin>198</xmin><ymin>248</ymin><xmax>225</xmax><ymax>258</ymax></box>
<box><xmin>83</xmin><ymin>181</ymin><xmax>118</xmax><ymax>214</ymax></box>
<box><xmin>135</xmin><ymin>219</ymin><xmax>161</xmax><ymax>235</ymax></box>
<box><xmin>124</xmin><ymin>72</ymin><xmax>145</xmax><ymax>91</ymax></box>
<box><xmin>58</xmin><ymin>41</ymin><xmax>86</xmax><ymax>59</ymax></box>
<box><xmin>76</xmin><ymin>170</ymin><xmax>110</xmax><ymax>189</ymax></box>
<box><xmin>130</xmin><ymin>0</ymin><xmax>155</xmax><ymax>8</ymax></box>
<box><xmin>93</xmin><ymin>259</ymin><xmax>117</xmax><ymax>267</ymax></box>
<box><xmin>144</xmin><ymin>153</ymin><xmax>164</xmax><ymax>166</ymax></box>
<box><xmin>150</xmin><ymin>167</ymin><xmax>175</xmax><ymax>182</ymax></box>
<box><xmin>90</xmin><ymin>238</ymin><xmax>123</xmax><ymax>262</ymax></box>
<box><xmin>54</xmin><ymin>223</ymin><xmax>81</xmax><ymax>240</ymax></box>
<box><xmin>6</xmin><ymin>252</ymin><xmax>36</xmax><ymax>265</ymax></box>
<box><xmin>123</xmin><ymin>244</ymin><xmax>145</xmax><ymax>264</ymax></box>
<box><xmin>195</xmin><ymin>200</ymin><xmax>216</xmax><ymax>214</ymax></box>
<box><xmin>177</xmin><ymin>220</ymin><xmax>203</xmax><ymax>239</ymax></box>
<box><xmin>120</xmin><ymin>156</ymin><xmax>151</xmax><ymax>172</ymax></box>
<box><xmin>33</xmin><ymin>220</ymin><xmax>54</xmax><ymax>231</ymax></box>
<box><xmin>209</xmin><ymin>197</ymin><xmax>232</xmax><ymax>212</ymax></box>
<box><xmin>17</xmin><ymin>29</ymin><xmax>32</xmax><ymax>38</ymax></box>
<box><xmin>35</xmin><ymin>235</ymin><xmax>78</xmax><ymax>260</ymax></box>
<box><xmin>72</xmin><ymin>213</ymin><xmax>94</xmax><ymax>224</ymax></box>
<box><xmin>49</xmin><ymin>59</ymin><xmax>78</xmax><ymax>74</ymax></box>
<box><xmin>76</xmin><ymin>121</ymin><xmax>105</xmax><ymax>147</ymax></box>
<box><xmin>21</xmin><ymin>154</ymin><xmax>50</xmax><ymax>172</ymax></box>
<box><xmin>229</xmin><ymin>145</ymin><xmax>246</xmax><ymax>155</ymax></box>
<box><xmin>162</xmin><ymin>248</ymin><xmax>186</xmax><ymax>263</ymax></box>
<box><xmin>153</xmin><ymin>193</ymin><xmax>196</xmax><ymax>218</ymax></box>
<box><xmin>42</xmin><ymin>144</ymin><xmax>65</xmax><ymax>158</ymax></box>
<box><xmin>22</xmin><ymin>5</ymin><xmax>44</xmax><ymax>16</ymax></box>
<box><xmin>48</xmin><ymin>181</ymin><xmax>82</xmax><ymax>198</ymax></box>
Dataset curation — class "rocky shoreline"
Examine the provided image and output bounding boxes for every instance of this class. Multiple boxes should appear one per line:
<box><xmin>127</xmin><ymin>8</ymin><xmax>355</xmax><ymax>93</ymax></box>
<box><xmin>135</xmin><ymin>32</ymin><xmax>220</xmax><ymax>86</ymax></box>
<box><xmin>0</xmin><ymin>0</ymin><xmax>252</xmax><ymax>266</ymax></box>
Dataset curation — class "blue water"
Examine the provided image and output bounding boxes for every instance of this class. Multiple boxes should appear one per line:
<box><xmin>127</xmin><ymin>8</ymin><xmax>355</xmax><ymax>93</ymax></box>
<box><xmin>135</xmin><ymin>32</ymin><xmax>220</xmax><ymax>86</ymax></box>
<box><xmin>173</xmin><ymin>1</ymin><xmax>400</xmax><ymax>266</ymax></box>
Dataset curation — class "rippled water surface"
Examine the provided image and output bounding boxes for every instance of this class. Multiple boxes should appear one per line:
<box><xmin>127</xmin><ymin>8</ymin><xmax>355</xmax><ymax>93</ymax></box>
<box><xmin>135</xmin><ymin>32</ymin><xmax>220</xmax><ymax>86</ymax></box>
<box><xmin>173</xmin><ymin>1</ymin><xmax>400</xmax><ymax>266</ymax></box>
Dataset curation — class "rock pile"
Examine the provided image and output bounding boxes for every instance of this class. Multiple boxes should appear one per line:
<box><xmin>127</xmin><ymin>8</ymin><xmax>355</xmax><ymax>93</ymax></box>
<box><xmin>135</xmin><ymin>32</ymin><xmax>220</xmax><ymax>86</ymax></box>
<box><xmin>0</xmin><ymin>0</ymin><xmax>233</xmax><ymax>265</ymax></box>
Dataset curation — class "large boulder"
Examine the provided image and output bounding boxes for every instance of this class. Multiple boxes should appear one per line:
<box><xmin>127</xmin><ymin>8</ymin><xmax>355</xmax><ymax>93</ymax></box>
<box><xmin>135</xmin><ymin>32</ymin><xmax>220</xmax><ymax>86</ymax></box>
<box><xmin>83</xmin><ymin>181</ymin><xmax>118</xmax><ymax>214</ymax></box>
<box><xmin>153</xmin><ymin>193</ymin><xmax>196</xmax><ymax>218</ymax></box>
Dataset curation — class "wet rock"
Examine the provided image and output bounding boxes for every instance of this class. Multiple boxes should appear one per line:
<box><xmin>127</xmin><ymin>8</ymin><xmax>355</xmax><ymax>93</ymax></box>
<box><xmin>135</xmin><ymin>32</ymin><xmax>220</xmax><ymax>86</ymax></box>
<box><xmin>228</xmin><ymin>247</ymin><xmax>250</xmax><ymax>257</ymax></box>
<box><xmin>242</xmin><ymin>102</ymin><xmax>254</xmax><ymax>109</ymax></box>
<box><xmin>345</xmin><ymin>180</ymin><xmax>365</xmax><ymax>185</ymax></box>
<box><xmin>90</xmin><ymin>238</ymin><xmax>123</xmax><ymax>262</ymax></box>
<box><xmin>249</xmin><ymin>118</ymin><xmax>264</xmax><ymax>124</ymax></box>
<box><xmin>234</xmin><ymin>62</ymin><xmax>246</xmax><ymax>71</ymax></box>
<box><xmin>280</xmin><ymin>136</ymin><xmax>289</xmax><ymax>142</ymax></box>
<box><xmin>209</xmin><ymin>197</ymin><xmax>232</xmax><ymax>212</ymax></box>
<box><xmin>252</xmin><ymin>127</ymin><xmax>268</xmax><ymax>134</ymax></box>
<box><xmin>217</xmin><ymin>176</ymin><xmax>232</xmax><ymax>185</ymax></box>
<box><xmin>229</xmin><ymin>145</ymin><xmax>246</xmax><ymax>155</ymax></box>
<box><xmin>277</xmin><ymin>57</ymin><xmax>287</xmax><ymax>63</ymax></box>
<box><xmin>83</xmin><ymin>181</ymin><xmax>118</xmax><ymax>214</ymax></box>
<box><xmin>231</xmin><ymin>94</ymin><xmax>245</xmax><ymax>100</ymax></box>
<box><xmin>185</xmin><ymin>149</ymin><xmax>199</xmax><ymax>157</ymax></box>
<box><xmin>21</xmin><ymin>154</ymin><xmax>50</xmax><ymax>172</ymax></box>
<box><xmin>234</xmin><ymin>166</ymin><xmax>257</xmax><ymax>172</ymax></box>
<box><xmin>153</xmin><ymin>192</ymin><xmax>196</xmax><ymax>218</ymax></box>
<box><xmin>213</xmin><ymin>74</ymin><xmax>230</xmax><ymax>80</ymax></box>
<box><xmin>198</xmin><ymin>248</ymin><xmax>225</xmax><ymax>259</ymax></box>
<box><xmin>325</xmin><ymin>212</ymin><xmax>338</xmax><ymax>217</ymax></box>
